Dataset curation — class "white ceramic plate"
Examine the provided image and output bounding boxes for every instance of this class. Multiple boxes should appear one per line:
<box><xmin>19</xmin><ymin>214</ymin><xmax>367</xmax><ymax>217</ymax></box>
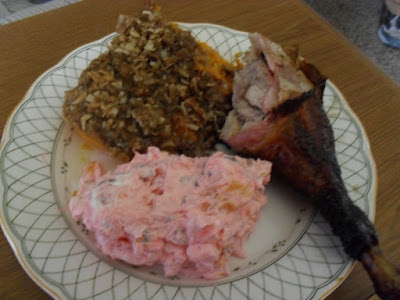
<box><xmin>0</xmin><ymin>23</ymin><xmax>376</xmax><ymax>300</ymax></box>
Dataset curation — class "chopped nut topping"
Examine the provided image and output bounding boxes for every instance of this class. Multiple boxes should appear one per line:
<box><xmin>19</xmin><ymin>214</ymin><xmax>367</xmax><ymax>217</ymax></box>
<box><xmin>63</xmin><ymin>9</ymin><xmax>235</xmax><ymax>160</ymax></box>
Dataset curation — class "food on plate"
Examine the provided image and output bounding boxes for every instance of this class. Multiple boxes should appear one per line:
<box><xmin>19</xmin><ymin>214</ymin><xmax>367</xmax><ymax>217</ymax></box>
<box><xmin>221</xmin><ymin>33</ymin><xmax>400</xmax><ymax>298</ymax></box>
<box><xmin>69</xmin><ymin>147</ymin><xmax>272</xmax><ymax>279</ymax></box>
<box><xmin>63</xmin><ymin>8</ymin><xmax>235</xmax><ymax>161</ymax></box>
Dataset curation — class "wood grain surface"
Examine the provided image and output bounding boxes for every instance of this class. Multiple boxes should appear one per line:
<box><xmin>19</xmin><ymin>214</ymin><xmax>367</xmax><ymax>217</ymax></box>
<box><xmin>0</xmin><ymin>1</ymin><xmax>399</xmax><ymax>299</ymax></box>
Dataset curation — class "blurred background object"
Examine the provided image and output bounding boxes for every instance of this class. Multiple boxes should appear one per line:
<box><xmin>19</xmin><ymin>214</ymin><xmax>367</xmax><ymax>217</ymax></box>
<box><xmin>378</xmin><ymin>0</ymin><xmax>400</xmax><ymax>49</ymax></box>
<box><xmin>303</xmin><ymin>0</ymin><xmax>400</xmax><ymax>86</ymax></box>
<box><xmin>0</xmin><ymin>0</ymin><xmax>399</xmax><ymax>85</ymax></box>
<box><xmin>29</xmin><ymin>0</ymin><xmax>52</xmax><ymax>4</ymax></box>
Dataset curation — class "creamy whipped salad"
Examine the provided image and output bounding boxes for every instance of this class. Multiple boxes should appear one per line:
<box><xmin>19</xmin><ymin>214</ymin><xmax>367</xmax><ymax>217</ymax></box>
<box><xmin>69</xmin><ymin>147</ymin><xmax>272</xmax><ymax>279</ymax></box>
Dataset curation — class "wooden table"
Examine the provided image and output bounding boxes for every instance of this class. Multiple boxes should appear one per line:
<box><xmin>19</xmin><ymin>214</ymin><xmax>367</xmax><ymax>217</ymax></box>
<box><xmin>0</xmin><ymin>1</ymin><xmax>399</xmax><ymax>299</ymax></box>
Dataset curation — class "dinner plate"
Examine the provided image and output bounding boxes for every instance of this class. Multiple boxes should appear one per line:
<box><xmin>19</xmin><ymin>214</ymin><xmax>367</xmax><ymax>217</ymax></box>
<box><xmin>0</xmin><ymin>23</ymin><xmax>376</xmax><ymax>300</ymax></box>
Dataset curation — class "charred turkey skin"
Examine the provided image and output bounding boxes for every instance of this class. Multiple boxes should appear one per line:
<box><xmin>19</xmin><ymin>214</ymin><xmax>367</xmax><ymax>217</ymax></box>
<box><xmin>221</xmin><ymin>33</ymin><xmax>399</xmax><ymax>299</ymax></box>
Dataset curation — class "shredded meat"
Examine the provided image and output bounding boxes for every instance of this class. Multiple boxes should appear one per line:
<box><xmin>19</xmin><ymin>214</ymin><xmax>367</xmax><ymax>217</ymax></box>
<box><xmin>63</xmin><ymin>8</ymin><xmax>235</xmax><ymax>160</ymax></box>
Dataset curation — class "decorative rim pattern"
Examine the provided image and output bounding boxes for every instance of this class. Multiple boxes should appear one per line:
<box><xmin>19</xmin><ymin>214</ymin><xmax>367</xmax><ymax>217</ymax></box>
<box><xmin>0</xmin><ymin>23</ymin><xmax>376</xmax><ymax>300</ymax></box>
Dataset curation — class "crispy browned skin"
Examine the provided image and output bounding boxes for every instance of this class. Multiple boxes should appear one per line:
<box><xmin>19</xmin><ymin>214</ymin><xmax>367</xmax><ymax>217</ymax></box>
<box><xmin>221</xmin><ymin>35</ymin><xmax>399</xmax><ymax>299</ymax></box>
<box><xmin>233</xmin><ymin>60</ymin><xmax>380</xmax><ymax>260</ymax></box>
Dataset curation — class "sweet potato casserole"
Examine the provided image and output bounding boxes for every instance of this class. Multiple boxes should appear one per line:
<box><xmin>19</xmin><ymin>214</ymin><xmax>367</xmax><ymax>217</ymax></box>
<box><xmin>63</xmin><ymin>8</ymin><xmax>235</xmax><ymax>160</ymax></box>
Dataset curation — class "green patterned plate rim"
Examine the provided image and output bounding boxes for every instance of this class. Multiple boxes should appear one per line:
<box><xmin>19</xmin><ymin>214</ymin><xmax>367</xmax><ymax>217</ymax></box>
<box><xmin>0</xmin><ymin>23</ymin><xmax>376</xmax><ymax>300</ymax></box>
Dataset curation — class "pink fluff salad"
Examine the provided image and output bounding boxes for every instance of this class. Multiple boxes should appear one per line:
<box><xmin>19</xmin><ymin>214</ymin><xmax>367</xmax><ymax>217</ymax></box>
<box><xmin>69</xmin><ymin>147</ymin><xmax>272</xmax><ymax>279</ymax></box>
